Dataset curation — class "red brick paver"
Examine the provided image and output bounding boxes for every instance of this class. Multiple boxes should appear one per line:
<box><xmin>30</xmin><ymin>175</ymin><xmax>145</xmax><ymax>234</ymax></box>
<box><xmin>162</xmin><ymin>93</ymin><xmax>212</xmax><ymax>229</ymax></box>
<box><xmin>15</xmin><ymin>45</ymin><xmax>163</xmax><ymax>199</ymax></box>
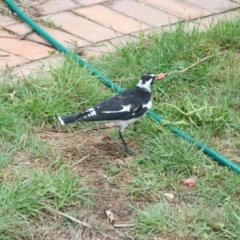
<box><xmin>108</xmin><ymin>0</ymin><xmax>179</xmax><ymax>26</ymax></box>
<box><xmin>83</xmin><ymin>35</ymin><xmax>136</xmax><ymax>57</ymax></box>
<box><xmin>194</xmin><ymin>10</ymin><xmax>240</xmax><ymax>29</ymax></box>
<box><xmin>72</xmin><ymin>5</ymin><xmax>151</xmax><ymax>34</ymax></box>
<box><xmin>5</xmin><ymin>23</ymin><xmax>91</xmax><ymax>48</ymax></box>
<box><xmin>74</xmin><ymin>0</ymin><xmax>109</xmax><ymax>6</ymax></box>
<box><xmin>0</xmin><ymin>32</ymin><xmax>52</xmax><ymax>60</ymax></box>
<box><xmin>0</xmin><ymin>50</ymin><xmax>29</xmax><ymax>68</ymax></box>
<box><xmin>42</xmin><ymin>11</ymin><xmax>119</xmax><ymax>42</ymax></box>
<box><xmin>4</xmin><ymin>23</ymin><xmax>35</xmax><ymax>36</ymax></box>
<box><xmin>183</xmin><ymin>0</ymin><xmax>239</xmax><ymax>13</ymax></box>
<box><xmin>0</xmin><ymin>15</ymin><xmax>19</xmax><ymax>27</ymax></box>
<box><xmin>36</xmin><ymin>0</ymin><xmax>79</xmax><ymax>15</ymax></box>
<box><xmin>11</xmin><ymin>55</ymin><xmax>63</xmax><ymax>76</ymax></box>
<box><xmin>41</xmin><ymin>27</ymin><xmax>91</xmax><ymax>47</ymax></box>
<box><xmin>139</xmin><ymin>0</ymin><xmax>212</xmax><ymax>19</ymax></box>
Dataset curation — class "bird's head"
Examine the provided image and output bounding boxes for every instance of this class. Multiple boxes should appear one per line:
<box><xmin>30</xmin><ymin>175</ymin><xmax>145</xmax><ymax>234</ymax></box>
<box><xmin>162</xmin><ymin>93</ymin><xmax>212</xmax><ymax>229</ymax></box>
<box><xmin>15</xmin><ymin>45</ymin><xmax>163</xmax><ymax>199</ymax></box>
<box><xmin>137</xmin><ymin>72</ymin><xmax>165</xmax><ymax>92</ymax></box>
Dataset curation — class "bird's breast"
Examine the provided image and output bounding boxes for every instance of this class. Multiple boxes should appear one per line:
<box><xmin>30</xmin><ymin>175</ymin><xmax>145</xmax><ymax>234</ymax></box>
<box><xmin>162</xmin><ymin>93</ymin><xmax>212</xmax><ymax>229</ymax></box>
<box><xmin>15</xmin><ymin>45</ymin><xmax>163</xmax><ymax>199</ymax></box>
<box><xmin>142</xmin><ymin>100</ymin><xmax>152</xmax><ymax>110</ymax></box>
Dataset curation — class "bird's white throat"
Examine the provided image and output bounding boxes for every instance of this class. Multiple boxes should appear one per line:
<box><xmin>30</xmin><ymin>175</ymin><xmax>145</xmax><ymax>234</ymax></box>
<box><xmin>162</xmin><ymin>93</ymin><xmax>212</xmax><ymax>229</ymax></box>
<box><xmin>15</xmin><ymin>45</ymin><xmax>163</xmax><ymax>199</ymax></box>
<box><xmin>137</xmin><ymin>78</ymin><xmax>153</xmax><ymax>92</ymax></box>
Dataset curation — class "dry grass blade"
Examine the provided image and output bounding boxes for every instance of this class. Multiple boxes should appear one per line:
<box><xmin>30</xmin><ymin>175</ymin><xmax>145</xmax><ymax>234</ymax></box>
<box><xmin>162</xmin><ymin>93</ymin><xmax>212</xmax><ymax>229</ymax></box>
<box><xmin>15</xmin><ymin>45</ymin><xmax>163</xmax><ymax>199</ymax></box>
<box><xmin>165</xmin><ymin>52</ymin><xmax>227</xmax><ymax>76</ymax></box>
<box><xmin>52</xmin><ymin>209</ymin><xmax>92</xmax><ymax>228</ymax></box>
<box><xmin>113</xmin><ymin>223</ymin><xmax>135</xmax><ymax>228</ymax></box>
<box><xmin>104</xmin><ymin>209</ymin><xmax>135</xmax><ymax>228</ymax></box>
<box><xmin>22</xmin><ymin>74</ymin><xmax>48</xmax><ymax>90</ymax></box>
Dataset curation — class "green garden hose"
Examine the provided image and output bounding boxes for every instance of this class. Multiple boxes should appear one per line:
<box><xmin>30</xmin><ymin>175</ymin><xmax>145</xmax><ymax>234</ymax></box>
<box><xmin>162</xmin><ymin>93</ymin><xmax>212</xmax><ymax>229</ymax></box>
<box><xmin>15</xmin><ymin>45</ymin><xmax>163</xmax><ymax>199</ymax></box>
<box><xmin>5</xmin><ymin>0</ymin><xmax>240</xmax><ymax>174</ymax></box>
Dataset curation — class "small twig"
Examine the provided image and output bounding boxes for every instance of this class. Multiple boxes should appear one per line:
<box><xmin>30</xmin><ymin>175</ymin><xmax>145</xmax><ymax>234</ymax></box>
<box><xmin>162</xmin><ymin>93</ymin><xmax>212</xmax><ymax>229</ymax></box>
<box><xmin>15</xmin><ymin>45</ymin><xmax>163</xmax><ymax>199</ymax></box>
<box><xmin>113</xmin><ymin>223</ymin><xmax>135</xmax><ymax>228</ymax></box>
<box><xmin>164</xmin><ymin>52</ymin><xmax>226</xmax><ymax>76</ymax></box>
<box><xmin>108</xmin><ymin>224</ymin><xmax>126</xmax><ymax>238</ymax></box>
<box><xmin>44</xmin><ymin>128</ymin><xmax>69</xmax><ymax>133</ymax></box>
<box><xmin>57</xmin><ymin>211</ymin><xmax>91</xmax><ymax>228</ymax></box>
<box><xmin>175</xmin><ymin>54</ymin><xmax>214</xmax><ymax>75</ymax></box>
<box><xmin>104</xmin><ymin>209</ymin><xmax>135</xmax><ymax>228</ymax></box>
<box><xmin>102</xmin><ymin>138</ymin><xmax>117</xmax><ymax>148</ymax></box>
<box><xmin>49</xmin><ymin>208</ymin><xmax>91</xmax><ymax>228</ymax></box>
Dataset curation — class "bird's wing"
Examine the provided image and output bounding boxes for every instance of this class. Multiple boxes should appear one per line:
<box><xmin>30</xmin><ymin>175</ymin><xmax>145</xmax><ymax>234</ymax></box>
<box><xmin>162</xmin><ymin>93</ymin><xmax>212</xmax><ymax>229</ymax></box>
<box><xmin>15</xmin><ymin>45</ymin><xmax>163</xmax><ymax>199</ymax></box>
<box><xmin>79</xmin><ymin>87</ymin><xmax>151</xmax><ymax>121</ymax></box>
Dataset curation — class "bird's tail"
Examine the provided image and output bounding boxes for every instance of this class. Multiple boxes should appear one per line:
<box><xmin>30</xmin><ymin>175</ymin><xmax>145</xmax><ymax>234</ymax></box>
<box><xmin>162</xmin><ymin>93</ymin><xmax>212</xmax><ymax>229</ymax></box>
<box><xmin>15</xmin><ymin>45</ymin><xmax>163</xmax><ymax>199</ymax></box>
<box><xmin>58</xmin><ymin>113</ymin><xmax>80</xmax><ymax>125</ymax></box>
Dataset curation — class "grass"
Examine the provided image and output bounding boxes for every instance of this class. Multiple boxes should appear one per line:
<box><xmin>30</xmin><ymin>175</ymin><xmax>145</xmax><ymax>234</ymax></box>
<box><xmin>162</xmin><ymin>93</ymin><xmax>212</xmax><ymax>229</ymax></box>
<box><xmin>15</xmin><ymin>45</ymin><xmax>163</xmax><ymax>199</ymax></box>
<box><xmin>134</xmin><ymin>202</ymin><xmax>240</xmax><ymax>239</ymax></box>
<box><xmin>0</xmin><ymin>164</ymin><xmax>92</xmax><ymax>239</ymax></box>
<box><xmin>1</xmin><ymin>15</ymin><xmax>240</xmax><ymax>239</ymax></box>
<box><xmin>44</xmin><ymin>17</ymin><xmax>62</xmax><ymax>29</ymax></box>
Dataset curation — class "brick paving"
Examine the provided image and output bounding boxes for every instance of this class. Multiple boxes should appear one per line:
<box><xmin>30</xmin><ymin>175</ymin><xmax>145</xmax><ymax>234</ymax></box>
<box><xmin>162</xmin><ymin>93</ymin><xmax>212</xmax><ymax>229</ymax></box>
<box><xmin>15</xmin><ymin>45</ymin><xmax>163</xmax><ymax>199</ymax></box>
<box><xmin>0</xmin><ymin>0</ymin><xmax>239</xmax><ymax>76</ymax></box>
<box><xmin>108</xmin><ymin>0</ymin><xmax>180</xmax><ymax>26</ymax></box>
<box><xmin>42</xmin><ymin>11</ymin><xmax>119</xmax><ymax>42</ymax></box>
<box><xmin>138</xmin><ymin>0</ymin><xmax>212</xmax><ymax>19</ymax></box>
<box><xmin>72</xmin><ymin>5</ymin><xmax>151</xmax><ymax>34</ymax></box>
<box><xmin>183</xmin><ymin>0</ymin><xmax>239</xmax><ymax>13</ymax></box>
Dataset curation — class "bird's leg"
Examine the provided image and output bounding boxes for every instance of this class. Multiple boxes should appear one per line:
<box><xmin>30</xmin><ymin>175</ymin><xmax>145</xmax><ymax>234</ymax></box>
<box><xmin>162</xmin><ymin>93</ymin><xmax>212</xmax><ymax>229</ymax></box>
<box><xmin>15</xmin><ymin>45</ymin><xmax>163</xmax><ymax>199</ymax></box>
<box><xmin>118</xmin><ymin>130</ymin><xmax>135</xmax><ymax>155</ymax></box>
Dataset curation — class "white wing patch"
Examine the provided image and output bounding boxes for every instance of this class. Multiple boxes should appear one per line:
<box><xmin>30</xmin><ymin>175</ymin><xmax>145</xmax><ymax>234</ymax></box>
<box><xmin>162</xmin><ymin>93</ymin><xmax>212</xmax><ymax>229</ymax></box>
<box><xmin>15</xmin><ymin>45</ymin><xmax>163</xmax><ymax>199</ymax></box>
<box><xmin>102</xmin><ymin>104</ymin><xmax>131</xmax><ymax>114</ymax></box>
<box><xmin>86</xmin><ymin>108</ymin><xmax>97</xmax><ymax>117</ymax></box>
<box><xmin>58</xmin><ymin>116</ymin><xmax>65</xmax><ymax>125</ymax></box>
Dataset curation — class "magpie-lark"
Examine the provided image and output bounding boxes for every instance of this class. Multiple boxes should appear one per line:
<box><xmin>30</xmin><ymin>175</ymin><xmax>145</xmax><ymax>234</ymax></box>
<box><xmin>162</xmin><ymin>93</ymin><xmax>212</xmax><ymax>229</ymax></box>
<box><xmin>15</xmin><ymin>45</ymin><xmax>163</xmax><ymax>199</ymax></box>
<box><xmin>58</xmin><ymin>72</ymin><xmax>165</xmax><ymax>154</ymax></box>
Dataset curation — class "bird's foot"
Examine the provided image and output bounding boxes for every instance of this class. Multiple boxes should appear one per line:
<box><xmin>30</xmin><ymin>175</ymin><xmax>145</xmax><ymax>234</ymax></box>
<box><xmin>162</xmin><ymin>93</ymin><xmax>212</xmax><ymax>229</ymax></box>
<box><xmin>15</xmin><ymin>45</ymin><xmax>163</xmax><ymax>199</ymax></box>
<box><xmin>124</xmin><ymin>147</ymin><xmax>135</xmax><ymax>156</ymax></box>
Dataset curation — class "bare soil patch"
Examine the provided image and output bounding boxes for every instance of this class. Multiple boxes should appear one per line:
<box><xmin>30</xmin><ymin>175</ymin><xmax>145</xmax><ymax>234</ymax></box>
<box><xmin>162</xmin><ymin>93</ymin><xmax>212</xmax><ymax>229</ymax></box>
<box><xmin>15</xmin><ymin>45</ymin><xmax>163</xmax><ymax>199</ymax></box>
<box><xmin>37</xmin><ymin>127</ymin><xmax>137</xmax><ymax>239</ymax></box>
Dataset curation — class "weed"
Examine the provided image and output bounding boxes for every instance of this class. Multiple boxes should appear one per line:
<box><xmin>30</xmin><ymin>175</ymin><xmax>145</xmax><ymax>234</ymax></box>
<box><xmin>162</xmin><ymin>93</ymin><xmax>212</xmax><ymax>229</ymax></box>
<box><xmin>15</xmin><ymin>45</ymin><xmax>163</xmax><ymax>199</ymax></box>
<box><xmin>44</xmin><ymin>17</ymin><xmax>61</xmax><ymax>29</ymax></box>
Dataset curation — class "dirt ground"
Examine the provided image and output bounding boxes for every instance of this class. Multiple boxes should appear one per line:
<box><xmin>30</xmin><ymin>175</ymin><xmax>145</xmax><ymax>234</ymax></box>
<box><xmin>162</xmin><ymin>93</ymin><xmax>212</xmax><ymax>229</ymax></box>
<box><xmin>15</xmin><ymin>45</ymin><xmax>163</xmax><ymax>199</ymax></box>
<box><xmin>38</xmin><ymin>127</ymin><xmax>138</xmax><ymax>240</ymax></box>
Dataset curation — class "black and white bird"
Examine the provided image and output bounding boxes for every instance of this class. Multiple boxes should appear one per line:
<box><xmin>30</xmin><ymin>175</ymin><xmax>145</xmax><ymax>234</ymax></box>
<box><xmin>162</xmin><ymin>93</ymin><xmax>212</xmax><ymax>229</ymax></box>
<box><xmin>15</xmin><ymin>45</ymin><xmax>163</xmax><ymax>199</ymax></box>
<box><xmin>58</xmin><ymin>72</ymin><xmax>165</xmax><ymax>154</ymax></box>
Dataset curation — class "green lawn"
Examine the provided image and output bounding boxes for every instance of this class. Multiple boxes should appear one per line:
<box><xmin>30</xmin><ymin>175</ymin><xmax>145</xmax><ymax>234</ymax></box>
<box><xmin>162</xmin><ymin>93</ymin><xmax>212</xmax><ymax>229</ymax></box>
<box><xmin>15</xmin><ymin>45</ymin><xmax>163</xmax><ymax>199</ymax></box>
<box><xmin>0</xmin><ymin>16</ymin><xmax>240</xmax><ymax>239</ymax></box>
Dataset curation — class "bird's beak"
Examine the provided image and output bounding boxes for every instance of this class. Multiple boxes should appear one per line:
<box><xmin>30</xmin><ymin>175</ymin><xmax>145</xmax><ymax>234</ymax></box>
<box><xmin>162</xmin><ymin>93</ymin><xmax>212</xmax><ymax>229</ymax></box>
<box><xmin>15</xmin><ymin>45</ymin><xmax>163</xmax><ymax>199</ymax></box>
<box><xmin>156</xmin><ymin>73</ymin><xmax>166</xmax><ymax>80</ymax></box>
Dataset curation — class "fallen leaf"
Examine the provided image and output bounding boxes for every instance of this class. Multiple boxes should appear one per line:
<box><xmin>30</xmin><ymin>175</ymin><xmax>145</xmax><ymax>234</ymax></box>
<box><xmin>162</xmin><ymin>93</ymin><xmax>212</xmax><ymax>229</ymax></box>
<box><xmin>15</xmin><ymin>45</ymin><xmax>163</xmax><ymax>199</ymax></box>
<box><xmin>163</xmin><ymin>193</ymin><xmax>174</xmax><ymax>199</ymax></box>
<box><xmin>104</xmin><ymin>209</ymin><xmax>115</xmax><ymax>225</ymax></box>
